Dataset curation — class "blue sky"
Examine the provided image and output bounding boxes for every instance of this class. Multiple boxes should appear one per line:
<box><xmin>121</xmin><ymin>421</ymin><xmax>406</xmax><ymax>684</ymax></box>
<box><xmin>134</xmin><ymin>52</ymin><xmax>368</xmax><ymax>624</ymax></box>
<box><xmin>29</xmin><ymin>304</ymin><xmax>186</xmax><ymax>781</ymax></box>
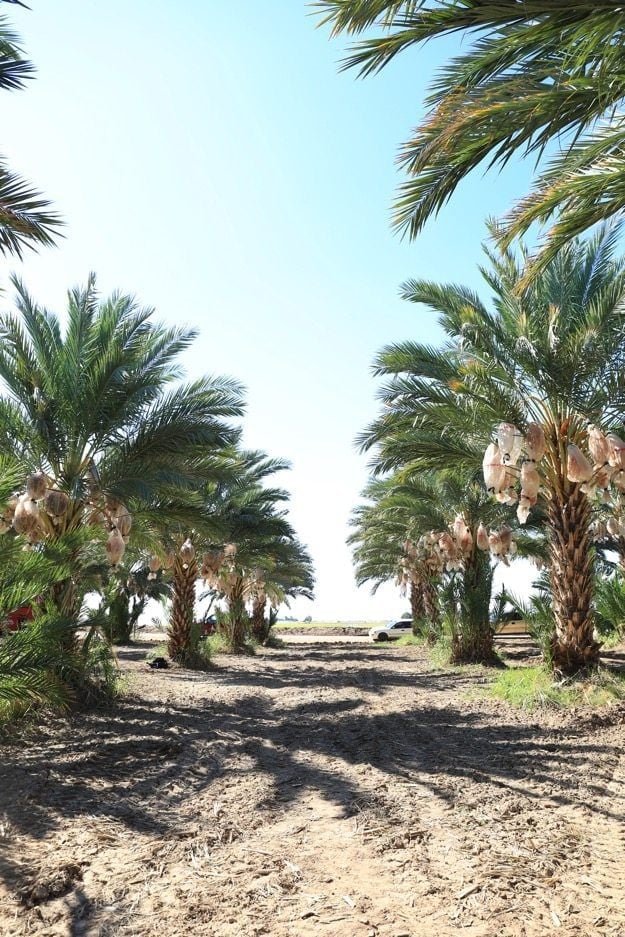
<box><xmin>4</xmin><ymin>1</ymin><xmax>536</xmax><ymax>619</ymax></box>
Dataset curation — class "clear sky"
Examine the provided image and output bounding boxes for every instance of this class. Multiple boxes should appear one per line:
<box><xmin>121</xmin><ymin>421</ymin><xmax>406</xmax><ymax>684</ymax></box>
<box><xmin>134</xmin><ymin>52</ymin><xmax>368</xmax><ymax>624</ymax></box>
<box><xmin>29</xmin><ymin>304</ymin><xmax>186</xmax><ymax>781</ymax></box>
<box><xmin>4</xmin><ymin>1</ymin><xmax>536</xmax><ymax>620</ymax></box>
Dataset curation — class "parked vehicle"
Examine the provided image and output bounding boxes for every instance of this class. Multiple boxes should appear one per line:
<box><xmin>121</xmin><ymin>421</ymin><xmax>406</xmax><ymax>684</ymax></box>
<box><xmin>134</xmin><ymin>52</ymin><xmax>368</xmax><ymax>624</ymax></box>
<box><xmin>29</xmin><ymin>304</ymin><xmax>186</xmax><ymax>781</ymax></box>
<box><xmin>2</xmin><ymin>605</ymin><xmax>34</xmax><ymax>633</ymax></box>
<box><xmin>491</xmin><ymin>608</ymin><xmax>528</xmax><ymax>635</ymax></box>
<box><xmin>369</xmin><ymin>619</ymin><xmax>413</xmax><ymax>642</ymax></box>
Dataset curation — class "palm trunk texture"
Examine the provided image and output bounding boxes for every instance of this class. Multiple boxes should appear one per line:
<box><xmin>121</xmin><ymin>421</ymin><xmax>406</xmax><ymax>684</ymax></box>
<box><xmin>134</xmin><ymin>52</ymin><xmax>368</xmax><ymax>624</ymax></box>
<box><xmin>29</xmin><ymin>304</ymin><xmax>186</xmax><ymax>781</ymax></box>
<box><xmin>251</xmin><ymin>596</ymin><xmax>269</xmax><ymax>643</ymax></box>
<box><xmin>409</xmin><ymin>581</ymin><xmax>425</xmax><ymax>636</ymax></box>
<box><xmin>422</xmin><ymin>577</ymin><xmax>441</xmax><ymax>644</ymax></box>
<box><xmin>168</xmin><ymin>552</ymin><xmax>198</xmax><ymax>664</ymax></box>
<box><xmin>221</xmin><ymin>577</ymin><xmax>247</xmax><ymax>651</ymax></box>
<box><xmin>451</xmin><ymin>548</ymin><xmax>495</xmax><ymax>665</ymax></box>
<box><xmin>548</xmin><ymin>485</ymin><xmax>600</xmax><ymax>674</ymax></box>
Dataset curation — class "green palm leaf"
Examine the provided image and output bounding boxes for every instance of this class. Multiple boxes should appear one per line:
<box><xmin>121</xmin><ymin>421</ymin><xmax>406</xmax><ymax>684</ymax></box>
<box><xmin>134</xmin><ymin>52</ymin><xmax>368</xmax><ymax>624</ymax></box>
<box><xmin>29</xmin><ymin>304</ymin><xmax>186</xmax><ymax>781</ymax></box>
<box><xmin>317</xmin><ymin>1</ymin><xmax>625</xmax><ymax>274</ymax></box>
<box><xmin>0</xmin><ymin>4</ymin><xmax>62</xmax><ymax>255</ymax></box>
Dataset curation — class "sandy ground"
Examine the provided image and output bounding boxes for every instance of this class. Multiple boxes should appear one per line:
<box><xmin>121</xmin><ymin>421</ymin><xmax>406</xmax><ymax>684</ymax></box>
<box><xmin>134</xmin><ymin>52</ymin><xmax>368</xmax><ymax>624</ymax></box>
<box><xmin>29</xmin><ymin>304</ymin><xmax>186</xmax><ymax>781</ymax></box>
<box><xmin>1</xmin><ymin>640</ymin><xmax>624</xmax><ymax>937</ymax></box>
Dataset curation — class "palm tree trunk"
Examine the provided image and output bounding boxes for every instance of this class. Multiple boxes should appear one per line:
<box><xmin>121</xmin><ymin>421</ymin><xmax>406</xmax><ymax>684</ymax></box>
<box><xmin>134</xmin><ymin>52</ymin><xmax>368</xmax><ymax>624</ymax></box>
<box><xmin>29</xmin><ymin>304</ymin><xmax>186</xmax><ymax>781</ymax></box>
<box><xmin>421</xmin><ymin>576</ymin><xmax>440</xmax><ymax>644</ymax></box>
<box><xmin>221</xmin><ymin>577</ymin><xmax>247</xmax><ymax>651</ymax></box>
<box><xmin>105</xmin><ymin>591</ymin><xmax>132</xmax><ymax>644</ymax></box>
<box><xmin>548</xmin><ymin>485</ymin><xmax>600</xmax><ymax>674</ymax></box>
<box><xmin>251</xmin><ymin>595</ymin><xmax>268</xmax><ymax>643</ymax></box>
<box><xmin>51</xmin><ymin>573</ymin><xmax>80</xmax><ymax>653</ymax></box>
<box><xmin>617</xmin><ymin>537</ymin><xmax>625</xmax><ymax>573</ymax></box>
<box><xmin>409</xmin><ymin>581</ymin><xmax>424</xmax><ymax>635</ymax></box>
<box><xmin>48</xmin><ymin>499</ymin><xmax>87</xmax><ymax>651</ymax></box>
<box><xmin>168</xmin><ymin>552</ymin><xmax>198</xmax><ymax>664</ymax></box>
<box><xmin>451</xmin><ymin>548</ymin><xmax>495</xmax><ymax>664</ymax></box>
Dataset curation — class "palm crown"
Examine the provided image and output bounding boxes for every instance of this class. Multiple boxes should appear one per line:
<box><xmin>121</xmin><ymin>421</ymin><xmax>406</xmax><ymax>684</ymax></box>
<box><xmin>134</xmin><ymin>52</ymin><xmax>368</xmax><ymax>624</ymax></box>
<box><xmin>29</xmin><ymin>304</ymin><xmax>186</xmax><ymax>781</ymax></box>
<box><xmin>363</xmin><ymin>225</ymin><xmax>625</xmax><ymax>474</ymax></box>
<box><xmin>0</xmin><ymin>275</ymin><xmax>245</xmax><ymax>511</ymax></box>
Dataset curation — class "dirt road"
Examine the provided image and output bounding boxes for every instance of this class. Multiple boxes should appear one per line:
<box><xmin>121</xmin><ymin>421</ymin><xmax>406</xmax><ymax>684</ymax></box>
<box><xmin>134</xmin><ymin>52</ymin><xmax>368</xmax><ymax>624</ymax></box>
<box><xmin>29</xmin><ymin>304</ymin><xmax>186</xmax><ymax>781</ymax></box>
<box><xmin>276</xmin><ymin>632</ymin><xmax>369</xmax><ymax>644</ymax></box>
<box><xmin>1</xmin><ymin>642</ymin><xmax>624</xmax><ymax>937</ymax></box>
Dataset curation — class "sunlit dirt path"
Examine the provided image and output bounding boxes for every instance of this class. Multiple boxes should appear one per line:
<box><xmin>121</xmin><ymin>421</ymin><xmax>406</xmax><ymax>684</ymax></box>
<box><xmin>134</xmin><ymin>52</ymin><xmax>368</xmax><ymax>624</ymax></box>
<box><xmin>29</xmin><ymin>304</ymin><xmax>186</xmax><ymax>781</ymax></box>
<box><xmin>1</xmin><ymin>642</ymin><xmax>624</xmax><ymax>937</ymax></box>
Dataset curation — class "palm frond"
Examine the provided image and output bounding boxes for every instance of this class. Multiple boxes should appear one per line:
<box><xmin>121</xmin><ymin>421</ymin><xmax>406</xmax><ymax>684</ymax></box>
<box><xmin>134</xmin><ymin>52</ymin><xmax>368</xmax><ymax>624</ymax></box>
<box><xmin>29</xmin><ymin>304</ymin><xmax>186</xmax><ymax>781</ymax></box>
<box><xmin>0</xmin><ymin>162</ymin><xmax>62</xmax><ymax>258</ymax></box>
<box><xmin>316</xmin><ymin>0</ymin><xmax>625</xmax><ymax>262</ymax></box>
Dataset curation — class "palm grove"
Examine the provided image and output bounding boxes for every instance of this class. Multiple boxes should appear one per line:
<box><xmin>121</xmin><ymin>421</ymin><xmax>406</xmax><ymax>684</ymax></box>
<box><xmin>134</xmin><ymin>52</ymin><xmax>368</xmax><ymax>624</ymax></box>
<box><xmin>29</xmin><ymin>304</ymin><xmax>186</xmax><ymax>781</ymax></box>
<box><xmin>0</xmin><ymin>3</ymin><xmax>313</xmax><ymax>719</ymax></box>
<box><xmin>4</xmin><ymin>0</ymin><xmax>625</xmax><ymax>723</ymax></box>
<box><xmin>325</xmin><ymin>1</ymin><xmax>625</xmax><ymax>674</ymax></box>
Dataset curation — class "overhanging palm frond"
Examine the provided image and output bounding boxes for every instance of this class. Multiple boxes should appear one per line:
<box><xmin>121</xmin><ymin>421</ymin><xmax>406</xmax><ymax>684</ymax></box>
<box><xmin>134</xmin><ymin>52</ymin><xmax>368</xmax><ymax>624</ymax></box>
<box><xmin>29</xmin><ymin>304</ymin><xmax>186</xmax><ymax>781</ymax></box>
<box><xmin>316</xmin><ymin>1</ymin><xmax>625</xmax><ymax>274</ymax></box>
<box><xmin>0</xmin><ymin>5</ymin><xmax>63</xmax><ymax>256</ymax></box>
<box><xmin>0</xmin><ymin>9</ymin><xmax>33</xmax><ymax>91</ymax></box>
<box><xmin>0</xmin><ymin>162</ymin><xmax>62</xmax><ymax>259</ymax></box>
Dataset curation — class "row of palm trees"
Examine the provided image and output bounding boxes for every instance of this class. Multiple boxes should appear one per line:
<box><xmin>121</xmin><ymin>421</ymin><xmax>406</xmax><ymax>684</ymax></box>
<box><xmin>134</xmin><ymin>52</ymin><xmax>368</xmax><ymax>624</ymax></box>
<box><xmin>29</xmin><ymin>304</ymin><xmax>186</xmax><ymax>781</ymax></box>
<box><xmin>165</xmin><ymin>450</ymin><xmax>313</xmax><ymax>664</ymax></box>
<box><xmin>0</xmin><ymin>279</ymin><xmax>314</xmax><ymax>716</ymax></box>
<box><xmin>350</xmin><ymin>228</ymin><xmax>625</xmax><ymax>674</ymax></box>
<box><xmin>321</xmin><ymin>2</ymin><xmax>625</xmax><ymax>675</ymax></box>
<box><xmin>0</xmin><ymin>6</ymin><xmax>313</xmax><ymax>718</ymax></box>
<box><xmin>350</xmin><ymin>470</ymin><xmax>533</xmax><ymax>661</ymax></box>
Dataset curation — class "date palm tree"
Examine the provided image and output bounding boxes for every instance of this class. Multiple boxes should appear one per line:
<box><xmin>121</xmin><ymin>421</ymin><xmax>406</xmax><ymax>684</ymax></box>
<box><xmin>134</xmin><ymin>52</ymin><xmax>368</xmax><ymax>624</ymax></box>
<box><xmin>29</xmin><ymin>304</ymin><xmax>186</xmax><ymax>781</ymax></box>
<box><xmin>317</xmin><ymin>1</ymin><xmax>625</xmax><ymax>277</ymax></box>
<box><xmin>248</xmin><ymin>537</ymin><xmax>315</xmax><ymax>644</ymax></box>
<box><xmin>0</xmin><ymin>2</ymin><xmax>61</xmax><ymax>256</ymax></box>
<box><xmin>0</xmin><ymin>275</ymin><xmax>244</xmax><ymax>630</ymax></box>
<box><xmin>103</xmin><ymin>558</ymin><xmax>171</xmax><ymax>645</ymax></box>
<box><xmin>361</xmin><ymin>225</ymin><xmax>625</xmax><ymax>674</ymax></box>
<box><xmin>206</xmin><ymin>457</ymin><xmax>306</xmax><ymax>652</ymax></box>
<box><xmin>351</xmin><ymin>470</ymin><xmax>525</xmax><ymax>660</ymax></box>
<box><xmin>166</xmin><ymin>451</ymin><xmax>312</xmax><ymax>657</ymax></box>
<box><xmin>349</xmin><ymin>476</ymin><xmax>440</xmax><ymax>638</ymax></box>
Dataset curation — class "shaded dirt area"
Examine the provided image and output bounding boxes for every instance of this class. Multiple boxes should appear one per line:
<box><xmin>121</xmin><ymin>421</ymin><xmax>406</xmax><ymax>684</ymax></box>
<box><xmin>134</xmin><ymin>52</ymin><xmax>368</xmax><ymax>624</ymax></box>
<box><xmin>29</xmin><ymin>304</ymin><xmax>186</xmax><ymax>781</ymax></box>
<box><xmin>0</xmin><ymin>641</ymin><xmax>624</xmax><ymax>936</ymax></box>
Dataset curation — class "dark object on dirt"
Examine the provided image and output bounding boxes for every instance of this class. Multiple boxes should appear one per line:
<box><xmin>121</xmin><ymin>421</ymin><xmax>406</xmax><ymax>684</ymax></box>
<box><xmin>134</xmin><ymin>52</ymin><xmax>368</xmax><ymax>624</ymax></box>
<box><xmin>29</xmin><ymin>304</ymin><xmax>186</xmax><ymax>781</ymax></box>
<box><xmin>148</xmin><ymin>657</ymin><xmax>170</xmax><ymax>669</ymax></box>
<box><xmin>19</xmin><ymin>862</ymin><xmax>83</xmax><ymax>907</ymax></box>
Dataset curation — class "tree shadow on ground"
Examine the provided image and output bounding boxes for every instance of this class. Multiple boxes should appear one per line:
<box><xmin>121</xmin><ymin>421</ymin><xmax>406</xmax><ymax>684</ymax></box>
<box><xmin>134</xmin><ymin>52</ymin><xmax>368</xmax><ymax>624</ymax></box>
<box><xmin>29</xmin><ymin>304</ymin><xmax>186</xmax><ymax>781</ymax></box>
<box><xmin>0</xmin><ymin>643</ymin><xmax>623</xmax><ymax>900</ymax></box>
<box><xmin>206</xmin><ymin>660</ymin><xmax>479</xmax><ymax>693</ymax></box>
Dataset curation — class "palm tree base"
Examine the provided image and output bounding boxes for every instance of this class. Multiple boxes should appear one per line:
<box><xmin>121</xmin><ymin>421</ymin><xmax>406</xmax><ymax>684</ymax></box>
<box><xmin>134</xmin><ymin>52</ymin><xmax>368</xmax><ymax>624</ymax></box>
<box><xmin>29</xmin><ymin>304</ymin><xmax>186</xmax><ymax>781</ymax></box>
<box><xmin>251</xmin><ymin>597</ymin><xmax>269</xmax><ymax>644</ymax></box>
<box><xmin>219</xmin><ymin>588</ymin><xmax>249</xmax><ymax>653</ymax></box>
<box><xmin>450</xmin><ymin>630</ymin><xmax>498</xmax><ymax>666</ymax></box>
<box><xmin>549</xmin><ymin>636</ymin><xmax>601</xmax><ymax>677</ymax></box>
<box><xmin>422</xmin><ymin>588</ymin><xmax>441</xmax><ymax>644</ymax></box>
<box><xmin>219</xmin><ymin>630</ymin><xmax>248</xmax><ymax>654</ymax></box>
<box><xmin>423</xmin><ymin>626</ymin><xmax>438</xmax><ymax>646</ymax></box>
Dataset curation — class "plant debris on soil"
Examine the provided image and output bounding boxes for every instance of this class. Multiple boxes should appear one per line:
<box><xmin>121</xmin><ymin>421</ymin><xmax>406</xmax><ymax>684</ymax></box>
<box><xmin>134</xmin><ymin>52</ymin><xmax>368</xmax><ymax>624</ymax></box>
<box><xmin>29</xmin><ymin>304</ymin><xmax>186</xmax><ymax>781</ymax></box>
<box><xmin>1</xmin><ymin>640</ymin><xmax>624</xmax><ymax>936</ymax></box>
